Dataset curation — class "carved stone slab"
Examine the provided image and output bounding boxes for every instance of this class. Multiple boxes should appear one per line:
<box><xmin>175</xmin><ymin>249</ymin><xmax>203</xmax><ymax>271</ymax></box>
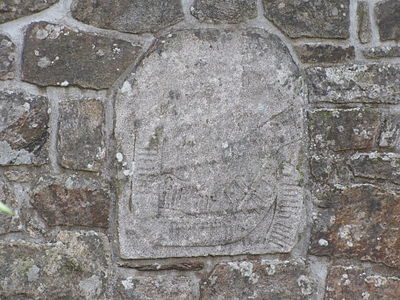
<box><xmin>115</xmin><ymin>29</ymin><xmax>306</xmax><ymax>259</ymax></box>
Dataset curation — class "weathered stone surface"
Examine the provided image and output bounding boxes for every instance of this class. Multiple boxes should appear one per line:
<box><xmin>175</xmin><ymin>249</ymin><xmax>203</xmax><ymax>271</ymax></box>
<box><xmin>306</xmin><ymin>64</ymin><xmax>400</xmax><ymax>104</ymax></box>
<box><xmin>375</xmin><ymin>0</ymin><xmax>400</xmax><ymax>41</ymax></box>
<box><xmin>0</xmin><ymin>179</ymin><xmax>20</xmax><ymax>235</ymax></box>
<box><xmin>71</xmin><ymin>0</ymin><xmax>184</xmax><ymax>34</ymax></box>
<box><xmin>120</xmin><ymin>261</ymin><xmax>204</xmax><ymax>271</ymax></box>
<box><xmin>22</xmin><ymin>22</ymin><xmax>141</xmax><ymax>89</ymax></box>
<box><xmin>263</xmin><ymin>0</ymin><xmax>350</xmax><ymax>39</ymax></box>
<box><xmin>325</xmin><ymin>265</ymin><xmax>400</xmax><ymax>300</ymax></box>
<box><xmin>32</xmin><ymin>175</ymin><xmax>110</xmax><ymax>228</ymax></box>
<box><xmin>0</xmin><ymin>35</ymin><xmax>15</xmax><ymax>80</ymax></box>
<box><xmin>379</xmin><ymin>113</ymin><xmax>400</xmax><ymax>150</ymax></box>
<box><xmin>58</xmin><ymin>99</ymin><xmax>105</xmax><ymax>172</ymax></box>
<box><xmin>363</xmin><ymin>46</ymin><xmax>400</xmax><ymax>58</ymax></box>
<box><xmin>308</xmin><ymin>109</ymin><xmax>380</xmax><ymax>152</ymax></box>
<box><xmin>0</xmin><ymin>90</ymin><xmax>49</xmax><ymax>165</ymax></box>
<box><xmin>310</xmin><ymin>185</ymin><xmax>400</xmax><ymax>268</ymax></box>
<box><xmin>116</xmin><ymin>29</ymin><xmax>306</xmax><ymax>259</ymax></box>
<box><xmin>294</xmin><ymin>44</ymin><xmax>354</xmax><ymax>64</ymax></box>
<box><xmin>0</xmin><ymin>0</ymin><xmax>58</xmax><ymax>24</ymax></box>
<box><xmin>0</xmin><ymin>231</ymin><xmax>110</xmax><ymax>299</ymax></box>
<box><xmin>116</xmin><ymin>275</ymin><xmax>196</xmax><ymax>300</ymax></box>
<box><xmin>357</xmin><ymin>1</ymin><xmax>371</xmax><ymax>44</ymax></box>
<box><xmin>191</xmin><ymin>0</ymin><xmax>257</xmax><ymax>24</ymax></box>
<box><xmin>200</xmin><ymin>259</ymin><xmax>317</xmax><ymax>299</ymax></box>
<box><xmin>349</xmin><ymin>152</ymin><xmax>400</xmax><ymax>185</ymax></box>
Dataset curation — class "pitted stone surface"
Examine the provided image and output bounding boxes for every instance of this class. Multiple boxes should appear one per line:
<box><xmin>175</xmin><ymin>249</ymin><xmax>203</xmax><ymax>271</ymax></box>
<box><xmin>58</xmin><ymin>99</ymin><xmax>105</xmax><ymax>172</ymax></box>
<box><xmin>357</xmin><ymin>1</ymin><xmax>371</xmax><ymax>44</ymax></box>
<box><xmin>375</xmin><ymin>0</ymin><xmax>400</xmax><ymax>41</ymax></box>
<box><xmin>294</xmin><ymin>44</ymin><xmax>355</xmax><ymax>64</ymax></box>
<box><xmin>306</xmin><ymin>64</ymin><xmax>400</xmax><ymax>104</ymax></box>
<box><xmin>191</xmin><ymin>0</ymin><xmax>257</xmax><ymax>24</ymax></box>
<box><xmin>22</xmin><ymin>22</ymin><xmax>142</xmax><ymax>89</ymax></box>
<box><xmin>71</xmin><ymin>0</ymin><xmax>184</xmax><ymax>34</ymax></box>
<box><xmin>0</xmin><ymin>231</ymin><xmax>110</xmax><ymax>299</ymax></box>
<box><xmin>116</xmin><ymin>29</ymin><xmax>306</xmax><ymax>259</ymax></box>
<box><xmin>363</xmin><ymin>46</ymin><xmax>400</xmax><ymax>58</ymax></box>
<box><xmin>200</xmin><ymin>259</ymin><xmax>317</xmax><ymax>299</ymax></box>
<box><xmin>0</xmin><ymin>35</ymin><xmax>15</xmax><ymax>80</ymax></box>
<box><xmin>263</xmin><ymin>0</ymin><xmax>350</xmax><ymax>39</ymax></box>
<box><xmin>0</xmin><ymin>90</ymin><xmax>49</xmax><ymax>165</ymax></box>
<box><xmin>32</xmin><ymin>175</ymin><xmax>110</xmax><ymax>228</ymax></box>
<box><xmin>0</xmin><ymin>0</ymin><xmax>59</xmax><ymax>24</ymax></box>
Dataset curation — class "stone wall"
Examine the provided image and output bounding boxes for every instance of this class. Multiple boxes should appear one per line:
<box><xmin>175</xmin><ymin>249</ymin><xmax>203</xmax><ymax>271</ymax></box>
<box><xmin>0</xmin><ymin>0</ymin><xmax>400</xmax><ymax>299</ymax></box>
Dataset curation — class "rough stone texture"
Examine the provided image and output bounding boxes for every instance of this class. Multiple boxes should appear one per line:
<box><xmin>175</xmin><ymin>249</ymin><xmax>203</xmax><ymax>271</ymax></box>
<box><xmin>357</xmin><ymin>1</ymin><xmax>371</xmax><ymax>44</ymax></box>
<box><xmin>262</xmin><ymin>0</ymin><xmax>350</xmax><ymax>39</ymax></box>
<box><xmin>0</xmin><ymin>34</ymin><xmax>15</xmax><ymax>80</ymax></box>
<box><xmin>363</xmin><ymin>46</ymin><xmax>400</xmax><ymax>58</ymax></box>
<box><xmin>306</xmin><ymin>64</ymin><xmax>400</xmax><ymax>104</ymax></box>
<box><xmin>0</xmin><ymin>179</ymin><xmax>20</xmax><ymax>235</ymax></box>
<box><xmin>32</xmin><ymin>175</ymin><xmax>110</xmax><ymax>228</ymax></box>
<box><xmin>379</xmin><ymin>113</ymin><xmax>400</xmax><ymax>150</ymax></box>
<box><xmin>116</xmin><ymin>29</ymin><xmax>306</xmax><ymax>259</ymax></box>
<box><xmin>0</xmin><ymin>231</ymin><xmax>110</xmax><ymax>299</ymax></box>
<box><xmin>325</xmin><ymin>264</ymin><xmax>400</xmax><ymax>299</ymax></box>
<box><xmin>191</xmin><ymin>0</ymin><xmax>257</xmax><ymax>24</ymax></box>
<box><xmin>310</xmin><ymin>185</ymin><xmax>400</xmax><ymax>268</ymax></box>
<box><xmin>308</xmin><ymin>109</ymin><xmax>381</xmax><ymax>152</ymax></box>
<box><xmin>294</xmin><ymin>44</ymin><xmax>355</xmax><ymax>64</ymax></box>
<box><xmin>58</xmin><ymin>99</ymin><xmax>105</xmax><ymax>172</ymax></box>
<box><xmin>375</xmin><ymin>0</ymin><xmax>400</xmax><ymax>41</ymax></box>
<box><xmin>71</xmin><ymin>0</ymin><xmax>184</xmax><ymax>34</ymax></box>
<box><xmin>200</xmin><ymin>259</ymin><xmax>317</xmax><ymax>299</ymax></box>
<box><xmin>116</xmin><ymin>275</ymin><xmax>196</xmax><ymax>300</ymax></box>
<box><xmin>22</xmin><ymin>22</ymin><xmax>142</xmax><ymax>89</ymax></box>
<box><xmin>0</xmin><ymin>0</ymin><xmax>59</xmax><ymax>24</ymax></box>
<box><xmin>0</xmin><ymin>89</ymin><xmax>49</xmax><ymax>165</ymax></box>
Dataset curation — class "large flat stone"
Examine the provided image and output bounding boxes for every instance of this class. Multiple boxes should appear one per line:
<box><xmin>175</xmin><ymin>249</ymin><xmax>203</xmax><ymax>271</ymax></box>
<box><xmin>200</xmin><ymin>259</ymin><xmax>317</xmax><ymax>299</ymax></box>
<box><xmin>58</xmin><ymin>99</ymin><xmax>105</xmax><ymax>172</ymax></box>
<box><xmin>263</xmin><ymin>0</ymin><xmax>350</xmax><ymax>38</ymax></box>
<box><xmin>0</xmin><ymin>89</ymin><xmax>49</xmax><ymax>165</ymax></box>
<box><xmin>191</xmin><ymin>0</ymin><xmax>257</xmax><ymax>24</ymax></box>
<box><xmin>71</xmin><ymin>0</ymin><xmax>184</xmax><ymax>34</ymax></box>
<box><xmin>22</xmin><ymin>22</ymin><xmax>142</xmax><ymax>89</ymax></box>
<box><xmin>116</xmin><ymin>29</ymin><xmax>306</xmax><ymax>259</ymax></box>
<box><xmin>0</xmin><ymin>35</ymin><xmax>15</xmax><ymax>80</ymax></box>
<box><xmin>0</xmin><ymin>0</ymin><xmax>58</xmax><ymax>24</ymax></box>
<box><xmin>375</xmin><ymin>0</ymin><xmax>400</xmax><ymax>41</ymax></box>
<box><xmin>306</xmin><ymin>64</ymin><xmax>400</xmax><ymax>104</ymax></box>
<box><xmin>0</xmin><ymin>231</ymin><xmax>110</xmax><ymax>299</ymax></box>
<box><xmin>310</xmin><ymin>185</ymin><xmax>400</xmax><ymax>268</ymax></box>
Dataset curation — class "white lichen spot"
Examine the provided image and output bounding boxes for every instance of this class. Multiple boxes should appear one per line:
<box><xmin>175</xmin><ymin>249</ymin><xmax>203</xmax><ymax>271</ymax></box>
<box><xmin>34</xmin><ymin>50</ymin><xmax>40</xmax><ymax>56</ymax></box>
<box><xmin>121</xmin><ymin>277</ymin><xmax>134</xmax><ymax>290</ymax></box>
<box><xmin>365</xmin><ymin>275</ymin><xmax>388</xmax><ymax>287</ymax></box>
<box><xmin>265</xmin><ymin>263</ymin><xmax>276</xmax><ymax>275</ymax></box>
<box><xmin>37</xmin><ymin>56</ymin><xmax>51</xmax><ymax>68</ymax></box>
<box><xmin>318</xmin><ymin>239</ymin><xmax>329</xmax><ymax>247</ymax></box>
<box><xmin>297</xmin><ymin>275</ymin><xmax>314</xmax><ymax>295</ymax></box>
<box><xmin>60</xmin><ymin>80</ymin><xmax>69</xmax><ymax>87</ymax></box>
<box><xmin>36</xmin><ymin>29</ymin><xmax>49</xmax><ymax>40</ymax></box>
<box><xmin>228</xmin><ymin>261</ymin><xmax>259</xmax><ymax>284</ymax></box>
<box><xmin>116</xmin><ymin>152</ymin><xmax>124</xmax><ymax>162</ymax></box>
<box><xmin>121</xmin><ymin>81</ymin><xmax>133</xmax><ymax>96</ymax></box>
<box><xmin>362</xmin><ymin>291</ymin><xmax>370</xmax><ymax>299</ymax></box>
<box><xmin>27</xmin><ymin>265</ymin><xmax>40</xmax><ymax>282</ymax></box>
<box><xmin>22</xmin><ymin>102</ymin><xmax>30</xmax><ymax>111</ymax></box>
<box><xmin>123</xmin><ymin>169</ymin><xmax>132</xmax><ymax>176</ymax></box>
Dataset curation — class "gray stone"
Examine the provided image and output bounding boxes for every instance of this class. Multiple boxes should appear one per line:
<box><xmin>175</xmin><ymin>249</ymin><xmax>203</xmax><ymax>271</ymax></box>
<box><xmin>58</xmin><ymin>99</ymin><xmax>105</xmax><ymax>172</ymax></box>
<box><xmin>0</xmin><ymin>179</ymin><xmax>20</xmax><ymax>235</ymax></box>
<box><xmin>116</xmin><ymin>29</ymin><xmax>306</xmax><ymax>259</ymax></box>
<box><xmin>306</xmin><ymin>64</ymin><xmax>400</xmax><ymax>104</ymax></box>
<box><xmin>32</xmin><ymin>175</ymin><xmax>110</xmax><ymax>228</ymax></box>
<box><xmin>294</xmin><ymin>44</ymin><xmax>355</xmax><ymax>64</ymax></box>
<box><xmin>191</xmin><ymin>0</ymin><xmax>257</xmax><ymax>24</ymax></box>
<box><xmin>262</xmin><ymin>0</ymin><xmax>350</xmax><ymax>39</ymax></box>
<box><xmin>116</xmin><ymin>275</ymin><xmax>196</xmax><ymax>299</ymax></box>
<box><xmin>0</xmin><ymin>89</ymin><xmax>49</xmax><ymax>165</ymax></box>
<box><xmin>0</xmin><ymin>0</ymin><xmax>59</xmax><ymax>24</ymax></box>
<box><xmin>0</xmin><ymin>35</ymin><xmax>15</xmax><ymax>80</ymax></box>
<box><xmin>22</xmin><ymin>22</ymin><xmax>142</xmax><ymax>89</ymax></box>
<box><xmin>379</xmin><ymin>113</ymin><xmax>400</xmax><ymax>150</ymax></box>
<box><xmin>0</xmin><ymin>231</ymin><xmax>110</xmax><ymax>299</ymax></box>
<box><xmin>357</xmin><ymin>1</ymin><xmax>371</xmax><ymax>44</ymax></box>
<box><xmin>71</xmin><ymin>0</ymin><xmax>184</xmax><ymax>34</ymax></box>
<box><xmin>375</xmin><ymin>0</ymin><xmax>400</xmax><ymax>41</ymax></box>
<box><xmin>200</xmin><ymin>259</ymin><xmax>317</xmax><ymax>299</ymax></box>
<box><xmin>363</xmin><ymin>46</ymin><xmax>400</xmax><ymax>58</ymax></box>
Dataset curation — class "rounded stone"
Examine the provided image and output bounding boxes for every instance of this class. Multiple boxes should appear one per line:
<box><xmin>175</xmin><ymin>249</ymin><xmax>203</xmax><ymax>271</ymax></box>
<box><xmin>116</xmin><ymin>29</ymin><xmax>306</xmax><ymax>259</ymax></box>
